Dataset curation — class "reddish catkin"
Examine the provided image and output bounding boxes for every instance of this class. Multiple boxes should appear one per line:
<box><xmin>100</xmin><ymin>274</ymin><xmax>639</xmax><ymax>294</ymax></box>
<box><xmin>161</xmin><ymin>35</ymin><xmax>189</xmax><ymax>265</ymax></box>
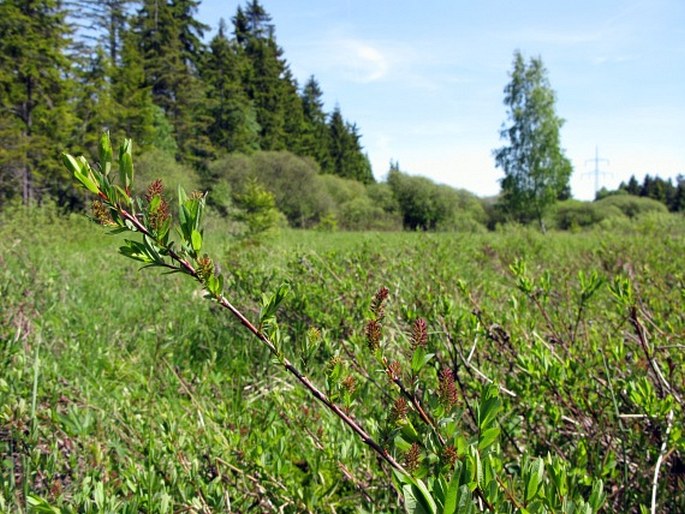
<box><xmin>144</xmin><ymin>179</ymin><xmax>164</xmax><ymax>202</ymax></box>
<box><xmin>370</xmin><ymin>286</ymin><xmax>389</xmax><ymax>319</ymax></box>
<box><xmin>438</xmin><ymin>368</ymin><xmax>459</xmax><ymax>407</ymax></box>
<box><xmin>196</xmin><ymin>255</ymin><xmax>214</xmax><ymax>283</ymax></box>
<box><xmin>386</xmin><ymin>360</ymin><xmax>402</xmax><ymax>382</ymax></box>
<box><xmin>91</xmin><ymin>200</ymin><xmax>115</xmax><ymax>226</ymax></box>
<box><xmin>145</xmin><ymin>180</ymin><xmax>170</xmax><ymax>230</ymax></box>
<box><xmin>404</xmin><ymin>443</ymin><xmax>421</xmax><ymax>473</ymax></box>
<box><xmin>366</xmin><ymin>319</ymin><xmax>382</xmax><ymax>351</ymax></box>
<box><xmin>411</xmin><ymin>318</ymin><xmax>428</xmax><ymax>349</ymax></box>
<box><xmin>391</xmin><ymin>397</ymin><xmax>408</xmax><ymax>421</ymax></box>
<box><xmin>341</xmin><ymin>375</ymin><xmax>356</xmax><ymax>394</ymax></box>
<box><xmin>442</xmin><ymin>445</ymin><xmax>458</xmax><ymax>470</ymax></box>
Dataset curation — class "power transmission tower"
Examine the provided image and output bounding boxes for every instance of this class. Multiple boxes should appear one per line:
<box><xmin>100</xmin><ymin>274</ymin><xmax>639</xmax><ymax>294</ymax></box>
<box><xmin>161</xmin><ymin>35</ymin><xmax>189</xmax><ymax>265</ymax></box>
<box><xmin>584</xmin><ymin>146</ymin><xmax>611</xmax><ymax>196</ymax></box>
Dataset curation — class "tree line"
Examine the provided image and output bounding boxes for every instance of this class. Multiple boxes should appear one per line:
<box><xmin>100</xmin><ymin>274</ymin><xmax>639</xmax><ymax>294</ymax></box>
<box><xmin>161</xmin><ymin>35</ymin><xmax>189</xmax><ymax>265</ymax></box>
<box><xmin>2</xmin><ymin>1</ymin><xmax>680</xmax><ymax>231</ymax></box>
<box><xmin>0</xmin><ymin>0</ymin><xmax>372</xmax><ymax>208</ymax></box>
<box><xmin>597</xmin><ymin>174</ymin><xmax>685</xmax><ymax>212</ymax></box>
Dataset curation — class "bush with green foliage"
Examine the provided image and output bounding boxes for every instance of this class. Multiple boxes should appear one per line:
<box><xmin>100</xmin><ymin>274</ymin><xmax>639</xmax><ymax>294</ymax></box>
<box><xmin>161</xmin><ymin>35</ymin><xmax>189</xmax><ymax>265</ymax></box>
<box><xmin>206</xmin><ymin>151</ymin><xmax>334</xmax><ymax>227</ymax></box>
<box><xmin>387</xmin><ymin>169</ymin><xmax>487</xmax><ymax>232</ymax></box>
<box><xmin>135</xmin><ymin>148</ymin><xmax>201</xmax><ymax>200</ymax></box>
<box><xmin>231</xmin><ymin>178</ymin><xmax>284</xmax><ymax>238</ymax></box>
<box><xmin>552</xmin><ymin>199</ymin><xmax>623</xmax><ymax>230</ymax></box>
<box><xmin>594</xmin><ymin>194</ymin><xmax>668</xmax><ymax>219</ymax></box>
<box><xmin>319</xmin><ymin>175</ymin><xmax>402</xmax><ymax>231</ymax></box>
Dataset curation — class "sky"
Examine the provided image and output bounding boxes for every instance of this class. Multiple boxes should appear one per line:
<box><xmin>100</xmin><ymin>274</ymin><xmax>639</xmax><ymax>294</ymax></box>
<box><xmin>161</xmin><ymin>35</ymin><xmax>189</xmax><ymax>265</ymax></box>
<box><xmin>196</xmin><ymin>0</ymin><xmax>685</xmax><ymax>200</ymax></box>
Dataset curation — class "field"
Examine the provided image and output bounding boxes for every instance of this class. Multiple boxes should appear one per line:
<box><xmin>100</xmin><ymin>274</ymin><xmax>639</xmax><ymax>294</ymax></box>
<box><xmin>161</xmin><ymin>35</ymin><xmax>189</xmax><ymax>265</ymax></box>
<box><xmin>1</xmin><ymin>207</ymin><xmax>684</xmax><ymax>513</ymax></box>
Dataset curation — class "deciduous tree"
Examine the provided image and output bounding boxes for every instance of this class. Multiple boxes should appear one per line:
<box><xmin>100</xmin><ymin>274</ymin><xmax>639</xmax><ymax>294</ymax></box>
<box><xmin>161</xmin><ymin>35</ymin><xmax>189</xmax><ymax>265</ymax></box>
<box><xmin>494</xmin><ymin>51</ymin><xmax>572</xmax><ymax>230</ymax></box>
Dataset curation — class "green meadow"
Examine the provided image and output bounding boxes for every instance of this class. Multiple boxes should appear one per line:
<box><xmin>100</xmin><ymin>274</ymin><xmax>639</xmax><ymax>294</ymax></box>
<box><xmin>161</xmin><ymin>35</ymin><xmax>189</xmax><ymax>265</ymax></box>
<box><xmin>1</xmin><ymin>207</ymin><xmax>684</xmax><ymax>512</ymax></box>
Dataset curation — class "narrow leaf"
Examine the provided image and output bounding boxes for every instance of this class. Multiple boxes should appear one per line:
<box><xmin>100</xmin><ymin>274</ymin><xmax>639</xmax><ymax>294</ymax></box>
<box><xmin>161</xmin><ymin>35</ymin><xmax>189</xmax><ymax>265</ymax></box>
<box><xmin>191</xmin><ymin>230</ymin><xmax>202</xmax><ymax>253</ymax></box>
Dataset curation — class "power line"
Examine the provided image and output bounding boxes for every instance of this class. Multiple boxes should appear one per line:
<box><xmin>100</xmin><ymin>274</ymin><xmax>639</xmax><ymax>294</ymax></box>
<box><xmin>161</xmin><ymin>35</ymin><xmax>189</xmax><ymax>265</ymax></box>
<box><xmin>583</xmin><ymin>146</ymin><xmax>611</xmax><ymax>196</ymax></box>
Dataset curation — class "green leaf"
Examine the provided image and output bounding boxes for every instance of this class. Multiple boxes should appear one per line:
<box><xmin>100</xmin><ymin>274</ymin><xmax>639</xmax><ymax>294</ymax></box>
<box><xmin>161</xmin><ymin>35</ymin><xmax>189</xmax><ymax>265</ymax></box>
<box><xmin>206</xmin><ymin>274</ymin><xmax>224</xmax><ymax>297</ymax></box>
<box><xmin>525</xmin><ymin>458</ymin><xmax>544</xmax><ymax>502</ymax></box>
<box><xmin>442</xmin><ymin>470</ymin><xmax>460</xmax><ymax>514</ymax></box>
<box><xmin>149</xmin><ymin>195</ymin><xmax>161</xmax><ymax>212</ymax></box>
<box><xmin>26</xmin><ymin>495</ymin><xmax>61</xmax><ymax>513</ymax></box>
<box><xmin>259</xmin><ymin>283</ymin><xmax>290</xmax><ymax>325</ymax></box>
<box><xmin>61</xmin><ymin>152</ymin><xmax>81</xmax><ymax>175</ymax></box>
<box><xmin>118</xmin><ymin>138</ymin><xmax>134</xmax><ymax>189</ymax></box>
<box><xmin>75</xmin><ymin>170</ymin><xmax>101</xmax><ymax>195</ymax></box>
<box><xmin>588</xmin><ymin>480</ymin><xmax>606</xmax><ymax>511</ymax></box>
<box><xmin>119</xmin><ymin>239</ymin><xmax>154</xmax><ymax>264</ymax></box>
<box><xmin>191</xmin><ymin>230</ymin><xmax>202</xmax><ymax>253</ymax></box>
<box><xmin>474</xmin><ymin>449</ymin><xmax>483</xmax><ymax>488</ymax></box>
<box><xmin>478</xmin><ymin>426</ymin><xmax>500</xmax><ymax>450</ymax></box>
<box><xmin>98</xmin><ymin>131</ymin><xmax>113</xmax><ymax>176</ymax></box>
<box><xmin>456</xmin><ymin>484</ymin><xmax>476</xmax><ymax>513</ymax></box>
<box><xmin>478</xmin><ymin>385</ymin><xmax>502</xmax><ymax>430</ymax></box>
<box><xmin>411</xmin><ymin>348</ymin><xmax>435</xmax><ymax>374</ymax></box>
<box><xmin>399</xmin><ymin>419</ymin><xmax>420</xmax><ymax>443</ymax></box>
<box><xmin>403</xmin><ymin>480</ymin><xmax>437</xmax><ymax>514</ymax></box>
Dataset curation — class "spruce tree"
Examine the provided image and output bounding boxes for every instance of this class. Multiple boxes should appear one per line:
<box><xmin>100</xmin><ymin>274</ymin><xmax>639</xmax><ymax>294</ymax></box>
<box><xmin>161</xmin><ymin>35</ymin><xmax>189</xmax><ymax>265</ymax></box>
<box><xmin>133</xmin><ymin>0</ymin><xmax>212</xmax><ymax>165</ymax></box>
<box><xmin>328</xmin><ymin>107</ymin><xmax>374</xmax><ymax>183</ymax></box>
<box><xmin>240</xmin><ymin>36</ymin><xmax>288</xmax><ymax>150</ymax></box>
<box><xmin>202</xmin><ymin>19</ymin><xmax>260</xmax><ymax>154</ymax></box>
<box><xmin>300</xmin><ymin>75</ymin><xmax>331</xmax><ymax>172</ymax></box>
<box><xmin>0</xmin><ymin>0</ymin><xmax>75</xmax><ymax>205</ymax></box>
<box><xmin>281</xmin><ymin>69</ymin><xmax>307</xmax><ymax>154</ymax></box>
<box><xmin>234</xmin><ymin>1</ymin><xmax>303</xmax><ymax>152</ymax></box>
<box><xmin>113</xmin><ymin>30</ymin><xmax>161</xmax><ymax>150</ymax></box>
<box><xmin>67</xmin><ymin>0</ymin><xmax>134</xmax><ymax>65</ymax></box>
<box><xmin>72</xmin><ymin>46</ymin><xmax>117</xmax><ymax>152</ymax></box>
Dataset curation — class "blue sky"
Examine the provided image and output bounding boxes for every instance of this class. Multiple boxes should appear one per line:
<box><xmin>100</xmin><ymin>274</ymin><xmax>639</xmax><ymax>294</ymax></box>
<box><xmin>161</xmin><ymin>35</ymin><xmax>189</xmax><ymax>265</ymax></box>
<box><xmin>197</xmin><ymin>1</ymin><xmax>685</xmax><ymax>199</ymax></box>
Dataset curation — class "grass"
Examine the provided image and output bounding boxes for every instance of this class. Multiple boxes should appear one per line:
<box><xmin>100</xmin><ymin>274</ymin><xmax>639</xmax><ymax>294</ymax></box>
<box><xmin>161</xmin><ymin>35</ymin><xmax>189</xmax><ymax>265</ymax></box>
<box><xmin>1</xmin><ymin>207</ymin><xmax>684</xmax><ymax>512</ymax></box>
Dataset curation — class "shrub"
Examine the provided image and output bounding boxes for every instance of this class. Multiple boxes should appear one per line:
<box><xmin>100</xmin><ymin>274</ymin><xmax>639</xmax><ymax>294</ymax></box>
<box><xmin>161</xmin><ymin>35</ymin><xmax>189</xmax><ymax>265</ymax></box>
<box><xmin>319</xmin><ymin>175</ymin><xmax>402</xmax><ymax>230</ymax></box>
<box><xmin>595</xmin><ymin>194</ymin><xmax>668</xmax><ymax>218</ymax></box>
<box><xmin>553</xmin><ymin>199</ymin><xmax>623</xmax><ymax>230</ymax></box>
<box><xmin>206</xmin><ymin>151</ymin><xmax>334</xmax><ymax>227</ymax></box>
<box><xmin>232</xmin><ymin>178</ymin><xmax>284</xmax><ymax>239</ymax></box>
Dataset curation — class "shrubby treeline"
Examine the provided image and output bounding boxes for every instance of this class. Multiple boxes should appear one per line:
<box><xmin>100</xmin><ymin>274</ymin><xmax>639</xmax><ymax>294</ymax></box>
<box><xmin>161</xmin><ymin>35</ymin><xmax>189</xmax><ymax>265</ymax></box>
<box><xmin>1</xmin><ymin>0</ymin><xmax>682</xmax><ymax>232</ymax></box>
<box><xmin>597</xmin><ymin>173</ymin><xmax>685</xmax><ymax>212</ymax></box>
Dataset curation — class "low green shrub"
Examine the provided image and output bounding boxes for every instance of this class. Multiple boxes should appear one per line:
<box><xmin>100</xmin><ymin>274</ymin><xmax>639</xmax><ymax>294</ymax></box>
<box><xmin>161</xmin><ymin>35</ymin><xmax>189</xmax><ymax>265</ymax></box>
<box><xmin>553</xmin><ymin>199</ymin><xmax>623</xmax><ymax>230</ymax></box>
<box><xmin>595</xmin><ymin>194</ymin><xmax>668</xmax><ymax>218</ymax></box>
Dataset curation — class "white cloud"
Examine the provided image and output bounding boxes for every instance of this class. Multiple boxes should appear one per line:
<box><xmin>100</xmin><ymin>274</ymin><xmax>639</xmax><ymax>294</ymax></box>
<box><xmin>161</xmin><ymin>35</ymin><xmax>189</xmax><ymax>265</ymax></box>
<box><xmin>338</xmin><ymin>39</ymin><xmax>390</xmax><ymax>83</ymax></box>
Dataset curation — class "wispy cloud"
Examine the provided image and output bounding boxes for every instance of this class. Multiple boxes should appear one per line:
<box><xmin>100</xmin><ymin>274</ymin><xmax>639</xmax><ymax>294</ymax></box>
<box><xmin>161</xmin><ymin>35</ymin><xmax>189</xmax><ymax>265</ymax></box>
<box><xmin>288</xmin><ymin>28</ymin><xmax>454</xmax><ymax>87</ymax></box>
<box><xmin>336</xmin><ymin>38</ymin><xmax>390</xmax><ymax>83</ymax></box>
